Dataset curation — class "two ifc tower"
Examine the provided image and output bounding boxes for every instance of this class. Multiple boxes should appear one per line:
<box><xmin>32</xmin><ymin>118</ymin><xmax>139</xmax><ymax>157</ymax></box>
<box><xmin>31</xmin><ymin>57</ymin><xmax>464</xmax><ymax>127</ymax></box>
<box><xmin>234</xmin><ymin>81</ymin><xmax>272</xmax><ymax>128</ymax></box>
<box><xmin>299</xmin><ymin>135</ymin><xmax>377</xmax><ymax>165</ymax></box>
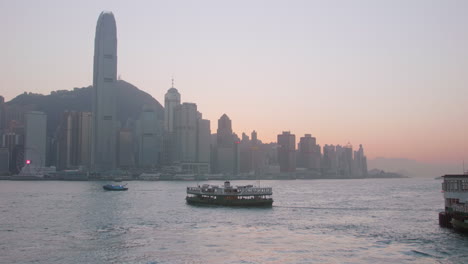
<box><xmin>91</xmin><ymin>11</ymin><xmax>118</xmax><ymax>172</ymax></box>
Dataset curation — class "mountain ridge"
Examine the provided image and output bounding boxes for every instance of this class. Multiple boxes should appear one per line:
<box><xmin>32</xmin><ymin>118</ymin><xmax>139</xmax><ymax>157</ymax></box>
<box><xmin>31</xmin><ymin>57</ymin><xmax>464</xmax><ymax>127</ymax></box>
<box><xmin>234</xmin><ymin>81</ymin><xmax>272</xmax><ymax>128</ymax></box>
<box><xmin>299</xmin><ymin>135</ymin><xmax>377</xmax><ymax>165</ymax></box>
<box><xmin>6</xmin><ymin>80</ymin><xmax>164</xmax><ymax>134</ymax></box>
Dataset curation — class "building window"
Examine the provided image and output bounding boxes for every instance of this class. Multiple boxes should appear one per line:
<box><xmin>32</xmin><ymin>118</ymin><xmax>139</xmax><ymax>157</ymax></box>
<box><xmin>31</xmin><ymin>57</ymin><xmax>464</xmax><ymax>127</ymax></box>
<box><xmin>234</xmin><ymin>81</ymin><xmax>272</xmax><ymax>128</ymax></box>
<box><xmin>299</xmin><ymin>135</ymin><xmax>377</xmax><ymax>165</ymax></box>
<box><xmin>104</xmin><ymin>77</ymin><xmax>113</xmax><ymax>82</ymax></box>
<box><xmin>104</xmin><ymin>54</ymin><xmax>114</xmax><ymax>59</ymax></box>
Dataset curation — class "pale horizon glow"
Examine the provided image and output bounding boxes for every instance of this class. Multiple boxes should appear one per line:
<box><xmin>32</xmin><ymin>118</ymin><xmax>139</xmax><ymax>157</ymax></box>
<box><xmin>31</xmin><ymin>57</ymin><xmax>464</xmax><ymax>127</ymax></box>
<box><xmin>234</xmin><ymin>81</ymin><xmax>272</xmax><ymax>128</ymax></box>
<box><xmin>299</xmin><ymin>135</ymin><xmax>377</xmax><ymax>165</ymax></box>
<box><xmin>1</xmin><ymin>0</ymin><xmax>467</xmax><ymax>165</ymax></box>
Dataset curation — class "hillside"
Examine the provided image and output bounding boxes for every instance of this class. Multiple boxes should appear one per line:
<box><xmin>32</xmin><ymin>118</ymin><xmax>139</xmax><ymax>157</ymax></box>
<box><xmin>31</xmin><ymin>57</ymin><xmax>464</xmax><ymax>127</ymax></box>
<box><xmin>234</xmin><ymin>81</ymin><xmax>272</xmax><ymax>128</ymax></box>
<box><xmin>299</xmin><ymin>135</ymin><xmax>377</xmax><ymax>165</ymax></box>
<box><xmin>6</xmin><ymin>80</ymin><xmax>164</xmax><ymax>134</ymax></box>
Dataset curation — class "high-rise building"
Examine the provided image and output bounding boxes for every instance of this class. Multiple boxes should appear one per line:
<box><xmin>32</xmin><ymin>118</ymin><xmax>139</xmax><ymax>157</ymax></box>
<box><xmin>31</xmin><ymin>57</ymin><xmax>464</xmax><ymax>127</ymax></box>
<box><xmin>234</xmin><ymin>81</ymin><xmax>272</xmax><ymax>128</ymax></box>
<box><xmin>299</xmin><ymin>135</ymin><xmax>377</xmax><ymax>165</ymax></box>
<box><xmin>0</xmin><ymin>148</ymin><xmax>9</xmax><ymax>174</ymax></box>
<box><xmin>91</xmin><ymin>11</ymin><xmax>118</xmax><ymax>172</ymax></box>
<box><xmin>0</xmin><ymin>96</ymin><xmax>5</xmax><ymax>132</ymax></box>
<box><xmin>118</xmin><ymin>128</ymin><xmax>135</xmax><ymax>168</ymax></box>
<box><xmin>56</xmin><ymin>111</ymin><xmax>92</xmax><ymax>170</ymax></box>
<box><xmin>342</xmin><ymin>144</ymin><xmax>353</xmax><ymax>178</ymax></box>
<box><xmin>214</xmin><ymin>114</ymin><xmax>239</xmax><ymax>175</ymax></box>
<box><xmin>174</xmin><ymin>103</ymin><xmax>198</xmax><ymax>162</ymax></box>
<box><xmin>353</xmin><ymin>144</ymin><xmax>368</xmax><ymax>177</ymax></box>
<box><xmin>239</xmin><ymin>133</ymin><xmax>252</xmax><ymax>173</ymax></box>
<box><xmin>164</xmin><ymin>82</ymin><xmax>181</xmax><ymax>133</ymax></box>
<box><xmin>322</xmin><ymin>144</ymin><xmax>337</xmax><ymax>176</ymax></box>
<box><xmin>298</xmin><ymin>134</ymin><xmax>315</xmax><ymax>168</ymax></box>
<box><xmin>217</xmin><ymin>114</ymin><xmax>233</xmax><ymax>147</ymax></box>
<box><xmin>163</xmin><ymin>84</ymin><xmax>181</xmax><ymax>165</ymax></box>
<box><xmin>277</xmin><ymin>131</ymin><xmax>296</xmax><ymax>172</ymax></box>
<box><xmin>1</xmin><ymin>132</ymin><xmax>23</xmax><ymax>174</ymax></box>
<box><xmin>136</xmin><ymin>106</ymin><xmax>161</xmax><ymax>167</ymax></box>
<box><xmin>24</xmin><ymin>111</ymin><xmax>47</xmax><ymax>168</ymax></box>
<box><xmin>197</xmin><ymin>118</ymin><xmax>211</xmax><ymax>163</ymax></box>
<box><xmin>297</xmin><ymin>134</ymin><xmax>321</xmax><ymax>170</ymax></box>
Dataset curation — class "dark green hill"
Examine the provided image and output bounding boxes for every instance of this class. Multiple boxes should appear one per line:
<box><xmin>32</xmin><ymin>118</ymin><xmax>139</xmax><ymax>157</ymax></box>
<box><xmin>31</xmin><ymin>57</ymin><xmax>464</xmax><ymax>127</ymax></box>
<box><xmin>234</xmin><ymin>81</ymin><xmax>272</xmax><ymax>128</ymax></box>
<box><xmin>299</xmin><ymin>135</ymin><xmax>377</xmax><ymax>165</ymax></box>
<box><xmin>7</xmin><ymin>80</ymin><xmax>164</xmax><ymax>134</ymax></box>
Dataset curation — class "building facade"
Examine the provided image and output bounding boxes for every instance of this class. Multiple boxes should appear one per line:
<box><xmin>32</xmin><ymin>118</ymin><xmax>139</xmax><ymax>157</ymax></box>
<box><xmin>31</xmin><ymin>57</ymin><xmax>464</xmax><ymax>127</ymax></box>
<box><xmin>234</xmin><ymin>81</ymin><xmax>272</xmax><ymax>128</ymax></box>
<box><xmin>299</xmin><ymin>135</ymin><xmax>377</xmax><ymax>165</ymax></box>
<box><xmin>24</xmin><ymin>111</ymin><xmax>47</xmax><ymax>168</ymax></box>
<box><xmin>277</xmin><ymin>131</ymin><xmax>296</xmax><ymax>172</ymax></box>
<box><xmin>92</xmin><ymin>11</ymin><xmax>118</xmax><ymax>172</ymax></box>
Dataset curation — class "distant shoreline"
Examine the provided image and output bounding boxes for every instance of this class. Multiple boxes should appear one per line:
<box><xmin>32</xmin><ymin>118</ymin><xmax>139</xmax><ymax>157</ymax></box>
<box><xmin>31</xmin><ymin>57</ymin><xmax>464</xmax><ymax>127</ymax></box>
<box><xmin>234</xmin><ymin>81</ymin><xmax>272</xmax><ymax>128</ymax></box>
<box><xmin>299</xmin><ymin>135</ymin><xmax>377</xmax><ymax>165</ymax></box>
<box><xmin>0</xmin><ymin>175</ymin><xmax>408</xmax><ymax>181</ymax></box>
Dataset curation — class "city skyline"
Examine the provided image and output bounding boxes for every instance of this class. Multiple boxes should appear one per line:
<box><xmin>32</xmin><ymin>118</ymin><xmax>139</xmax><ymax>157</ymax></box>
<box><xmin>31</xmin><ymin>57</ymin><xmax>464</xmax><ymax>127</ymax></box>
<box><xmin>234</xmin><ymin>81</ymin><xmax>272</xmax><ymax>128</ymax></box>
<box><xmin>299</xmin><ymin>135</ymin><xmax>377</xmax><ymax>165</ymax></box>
<box><xmin>1</xmin><ymin>1</ymin><xmax>467</xmax><ymax>165</ymax></box>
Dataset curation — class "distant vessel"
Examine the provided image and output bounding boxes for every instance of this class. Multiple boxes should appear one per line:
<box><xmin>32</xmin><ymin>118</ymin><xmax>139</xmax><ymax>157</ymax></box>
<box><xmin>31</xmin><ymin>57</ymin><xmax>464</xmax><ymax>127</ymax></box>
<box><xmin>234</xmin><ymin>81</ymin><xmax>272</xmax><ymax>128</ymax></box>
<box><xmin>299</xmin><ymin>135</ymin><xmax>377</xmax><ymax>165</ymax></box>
<box><xmin>103</xmin><ymin>184</ymin><xmax>128</xmax><ymax>191</ymax></box>
<box><xmin>439</xmin><ymin>174</ymin><xmax>468</xmax><ymax>231</ymax></box>
<box><xmin>186</xmin><ymin>181</ymin><xmax>273</xmax><ymax>206</ymax></box>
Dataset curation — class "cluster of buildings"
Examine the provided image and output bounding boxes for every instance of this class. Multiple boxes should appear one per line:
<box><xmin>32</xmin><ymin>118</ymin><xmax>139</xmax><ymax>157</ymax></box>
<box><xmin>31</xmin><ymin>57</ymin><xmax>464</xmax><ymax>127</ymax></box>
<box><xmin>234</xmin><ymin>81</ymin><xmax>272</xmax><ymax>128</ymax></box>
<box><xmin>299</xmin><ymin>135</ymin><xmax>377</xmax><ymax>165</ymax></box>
<box><xmin>0</xmin><ymin>11</ymin><xmax>367</xmax><ymax>179</ymax></box>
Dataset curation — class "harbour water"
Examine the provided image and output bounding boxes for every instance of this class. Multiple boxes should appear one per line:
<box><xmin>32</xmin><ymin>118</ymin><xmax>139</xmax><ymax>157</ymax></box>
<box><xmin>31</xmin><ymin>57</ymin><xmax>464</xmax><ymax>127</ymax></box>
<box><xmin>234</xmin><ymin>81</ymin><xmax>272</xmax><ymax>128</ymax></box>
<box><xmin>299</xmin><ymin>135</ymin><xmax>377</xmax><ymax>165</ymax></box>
<box><xmin>1</xmin><ymin>178</ymin><xmax>467</xmax><ymax>264</ymax></box>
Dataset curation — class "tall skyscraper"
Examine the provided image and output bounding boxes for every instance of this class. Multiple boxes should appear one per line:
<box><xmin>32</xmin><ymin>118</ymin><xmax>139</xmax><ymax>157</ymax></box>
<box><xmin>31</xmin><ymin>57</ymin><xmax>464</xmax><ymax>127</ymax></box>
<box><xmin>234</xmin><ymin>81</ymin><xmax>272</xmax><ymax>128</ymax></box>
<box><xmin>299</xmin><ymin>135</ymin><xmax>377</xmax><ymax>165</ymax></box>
<box><xmin>91</xmin><ymin>11</ymin><xmax>118</xmax><ymax>172</ymax></box>
<box><xmin>277</xmin><ymin>131</ymin><xmax>296</xmax><ymax>172</ymax></box>
<box><xmin>217</xmin><ymin>114</ymin><xmax>233</xmax><ymax>147</ymax></box>
<box><xmin>197</xmin><ymin>118</ymin><xmax>211</xmax><ymax>163</ymax></box>
<box><xmin>164</xmin><ymin>81</ymin><xmax>181</xmax><ymax>133</ymax></box>
<box><xmin>322</xmin><ymin>144</ymin><xmax>337</xmax><ymax>176</ymax></box>
<box><xmin>118</xmin><ymin>128</ymin><xmax>135</xmax><ymax>168</ymax></box>
<box><xmin>298</xmin><ymin>134</ymin><xmax>321</xmax><ymax>170</ymax></box>
<box><xmin>353</xmin><ymin>144</ymin><xmax>368</xmax><ymax>177</ymax></box>
<box><xmin>24</xmin><ymin>111</ymin><xmax>47</xmax><ymax>168</ymax></box>
<box><xmin>0</xmin><ymin>96</ymin><xmax>5</xmax><ymax>132</ymax></box>
<box><xmin>163</xmin><ymin>83</ymin><xmax>181</xmax><ymax>165</ymax></box>
<box><xmin>214</xmin><ymin>114</ymin><xmax>239</xmax><ymax>175</ymax></box>
<box><xmin>174</xmin><ymin>103</ymin><xmax>198</xmax><ymax>162</ymax></box>
<box><xmin>56</xmin><ymin>111</ymin><xmax>92</xmax><ymax>170</ymax></box>
<box><xmin>137</xmin><ymin>106</ymin><xmax>161</xmax><ymax>167</ymax></box>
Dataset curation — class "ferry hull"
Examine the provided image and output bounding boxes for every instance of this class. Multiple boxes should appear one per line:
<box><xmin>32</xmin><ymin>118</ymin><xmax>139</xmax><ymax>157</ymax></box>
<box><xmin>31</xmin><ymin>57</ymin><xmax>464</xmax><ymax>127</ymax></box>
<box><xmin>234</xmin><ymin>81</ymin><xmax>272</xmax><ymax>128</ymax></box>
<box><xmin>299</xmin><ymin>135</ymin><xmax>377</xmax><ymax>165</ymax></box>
<box><xmin>451</xmin><ymin>218</ymin><xmax>468</xmax><ymax>233</ymax></box>
<box><xmin>186</xmin><ymin>196</ymin><xmax>273</xmax><ymax>207</ymax></box>
<box><xmin>103</xmin><ymin>185</ymin><xmax>128</xmax><ymax>191</ymax></box>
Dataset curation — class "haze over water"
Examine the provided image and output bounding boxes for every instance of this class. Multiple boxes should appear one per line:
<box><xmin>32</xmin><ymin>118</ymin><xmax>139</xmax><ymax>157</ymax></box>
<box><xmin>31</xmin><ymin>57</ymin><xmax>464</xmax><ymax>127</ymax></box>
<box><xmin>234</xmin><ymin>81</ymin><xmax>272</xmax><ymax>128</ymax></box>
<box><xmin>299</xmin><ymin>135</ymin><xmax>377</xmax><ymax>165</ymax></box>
<box><xmin>1</xmin><ymin>178</ymin><xmax>466</xmax><ymax>263</ymax></box>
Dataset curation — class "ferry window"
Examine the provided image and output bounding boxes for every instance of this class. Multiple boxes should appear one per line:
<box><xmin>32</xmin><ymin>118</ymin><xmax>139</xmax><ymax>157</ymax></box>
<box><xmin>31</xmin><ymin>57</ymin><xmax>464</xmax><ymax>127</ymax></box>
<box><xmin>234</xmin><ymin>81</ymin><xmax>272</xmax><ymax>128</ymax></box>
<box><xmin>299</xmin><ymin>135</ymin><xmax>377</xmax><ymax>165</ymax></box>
<box><xmin>462</xmin><ymin>180</ymin><xmax>468</xmax><ymax>191</ymax></box>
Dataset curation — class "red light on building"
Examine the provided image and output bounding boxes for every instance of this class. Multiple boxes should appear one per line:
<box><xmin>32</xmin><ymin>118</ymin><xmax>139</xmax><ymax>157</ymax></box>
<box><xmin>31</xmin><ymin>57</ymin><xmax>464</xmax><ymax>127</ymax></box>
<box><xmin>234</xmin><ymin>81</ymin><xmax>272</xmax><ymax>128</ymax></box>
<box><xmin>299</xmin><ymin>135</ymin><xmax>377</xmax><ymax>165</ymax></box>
<box><xmin>235</xmin><ymin>141</ymin><xmax>240</xmax><ymax>144</ymax></box>
<box><xmin>26</xmin><ymin>160</ymin><xmax>31</xmax><ymax>165</ymax></box>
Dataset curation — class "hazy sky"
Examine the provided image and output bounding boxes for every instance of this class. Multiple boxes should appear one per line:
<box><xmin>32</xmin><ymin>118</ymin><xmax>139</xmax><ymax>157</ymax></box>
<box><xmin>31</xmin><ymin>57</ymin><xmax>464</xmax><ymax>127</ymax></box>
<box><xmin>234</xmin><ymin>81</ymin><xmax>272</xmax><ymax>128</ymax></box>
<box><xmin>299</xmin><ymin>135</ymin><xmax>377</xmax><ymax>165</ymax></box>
<box><xmin>1</xmin><ymin>0</ymin><xmax>467</xmax><ymax>164</ymax></box>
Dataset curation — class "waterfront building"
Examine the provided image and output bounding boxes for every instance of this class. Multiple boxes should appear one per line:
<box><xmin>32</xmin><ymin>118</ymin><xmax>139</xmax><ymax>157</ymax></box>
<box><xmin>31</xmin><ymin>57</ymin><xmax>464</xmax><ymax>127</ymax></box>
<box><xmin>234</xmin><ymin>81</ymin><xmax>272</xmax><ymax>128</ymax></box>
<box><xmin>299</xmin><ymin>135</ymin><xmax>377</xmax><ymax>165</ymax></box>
<box><xmin>164</xmin><ymin>81</ymin><xmax>181</xmax><ymax>133</ymax></box>
<box><xmin>214</xmin><ymin>114</ymin><xmax>239</xmax><ymax>175</ymax></box>
<box><xmin>353</xmin><ymin>144</ymin><xmax>368</xmax><ymax>177</ymax></box>
<box><xmin>0</xmin><ymin>148</ymin><xmax>9</xmax><ymax>174</ymax></box>
<box><xmin>163</xmin><ymin>84</ymin><xmax>181</xmax><ymax>165</ymax></box>
<box><xmin>239</xmin><ymin>133</ymin><xmax>252</xmax><ymax>173</ymax></box>
<box><xmin>217</xmin><ymin>114</ymin><xmax>233</xmax><ymax>148</ymax></box>
<box><xmin>91</xmin><ymin>11</ymin><xmax>118</xmax><ymax>172</ymax></box>
<box><xmin>341</xmin><ymin>144</ymin><xmax>353</xmax><ymax>177</ymax></box>
<box><xmin>24</xmin><ymin>111</ymin><xmax>47</xmax><ymax>168</ymax></box>
<box><xmin>118</xmin><ymin>128</ymin><xmax>135</xmax><ymax>168</ymax></box>
<box><xmin>174</xmin><ymin>103</ymin><xmax>198</xmax><ymax>163</ymax></box>
<box><xmin>297</xmin><ymin>134</ymin><xmax>321</xmax><ymax>170</ymax></box>
<box><xmin>136</xmin><ymin>106</ymin><xmax>161</xmax><ymax>167</ymax></box>
<box><xmin>197</xmin><ymin>118</ymin><xmax>211</xmax><ymax>164</ymax></box>
<box><xmin>56</xmin><ymin>111</ymin><xmax>92</xmax><ymax>170</ymax></box>
<box><xmin>1</xmin><ymin>132</ymin><xmax>23</xmax><ymax>174</ymax></box>
<box><xmin>277</xmin><ymin>131</ymin><xmax>296</xmax><ymax>172</ymax></box>
<box><xmin>0</xmin><ymin>96</ymin><xmax>5</xmax><ymax>132</ymax></box>
<box><xmin>250</xmin><ymin>130</ymin><xmax>266</xmax><ymax>175</ymax></box>
<box><xmin>323</xmin><ymin>144</ymin><xmax>339</xmax><ymax>177</ymax></box>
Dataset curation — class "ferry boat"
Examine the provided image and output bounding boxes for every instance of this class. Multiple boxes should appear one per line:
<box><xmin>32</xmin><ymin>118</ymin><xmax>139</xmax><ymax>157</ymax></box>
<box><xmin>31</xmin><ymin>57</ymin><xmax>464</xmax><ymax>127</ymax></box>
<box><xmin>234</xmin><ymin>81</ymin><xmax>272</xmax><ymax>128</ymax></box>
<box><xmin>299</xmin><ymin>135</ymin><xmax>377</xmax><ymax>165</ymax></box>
<box><xmin>103</xmin><ymin>184</ymin><xmax>128</xmax><ymax>191</ymax></box>
<box><xmin>186</xmin><ymin>181</ymin><xmax>273</xmax><ymax>206</ymax></box>
<box><xmin>439</xmin><ymin>174</ymin><xmax>468</xmax><ymax>231</ymax></box>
